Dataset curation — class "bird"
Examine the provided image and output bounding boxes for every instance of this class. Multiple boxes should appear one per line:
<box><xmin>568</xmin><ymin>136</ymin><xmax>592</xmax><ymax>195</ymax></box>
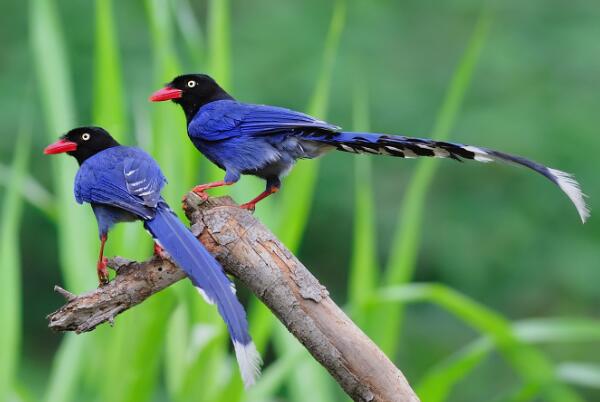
<box><xmin>44</xmin><ymin>126</ymin><xmax>261</xmax><ymax>387</ymax></box>
<box><xmin>150</xmin><ymin>73</ymin><xmax>589</xmax><ymax>222</ymax></box>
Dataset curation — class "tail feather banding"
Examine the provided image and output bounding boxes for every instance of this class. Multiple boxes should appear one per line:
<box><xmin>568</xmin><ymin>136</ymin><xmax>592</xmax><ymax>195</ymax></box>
<box><xmin>313</xmin><ymin>131</ymin><xmax>589</xmax><ymax>223</ymax></box>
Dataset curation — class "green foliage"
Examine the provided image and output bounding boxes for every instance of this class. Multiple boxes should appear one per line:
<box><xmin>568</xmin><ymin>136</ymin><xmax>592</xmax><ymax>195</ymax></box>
<box><xmin>349</xmin><ymin>80</ymin><xmax>378</xmax><ymax>326</ymax></box>
<box><xmin>375</xmin><ymin>284</ymin><xmax>584</xmax><ymax>402</ymax></box>
<box><xmin>372</xmin><ymin>10</ymin><xmax>492</xmax><ymax>357</ymax></box>
<box><xmin>0</xmin><ymin>110</ymin><xmax>30</xmax><ymax>402</ymax></box>
<box><xmin>274</xmin><ymin>0</ymin><xmax>346</xmax><ymax>251</ymax></box>
<box><xmin>93</xmin><ymin>0</ymin><xmax>126</xmax><ymax>138</ymax></box>
<box><xmin>417</xmin><ymin>318</ymin><xmax>600</xmax><ymax>402</ymax></box>
<box><xmin>6</xmin><ymin>1</ymin><xmax>598</xmax><ymax>402</ymax></box>
<box><xmin>30</xmin><ymin>0</ymin><xmax>96</xmax><ymax>292</ymax></box>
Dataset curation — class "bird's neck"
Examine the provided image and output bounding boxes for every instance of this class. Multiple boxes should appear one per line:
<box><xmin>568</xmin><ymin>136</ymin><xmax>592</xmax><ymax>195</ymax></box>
<box><xmin>74</xmin><ymin>142</ymin><xmax>120</xmax><ymax>165</ymax></box>
<box><xmin>180</xmin><ymin>89</ymin><xmax>234</xmax><ymax>124</ymax></box>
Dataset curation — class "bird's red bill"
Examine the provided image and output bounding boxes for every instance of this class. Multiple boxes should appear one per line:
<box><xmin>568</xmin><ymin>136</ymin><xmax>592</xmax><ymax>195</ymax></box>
<box><xmin>44</xmin><ymin>139</ymin><xmax>78</xmax><ymax>154</ymax></box>
<box><xmin>149</xmin><ymin>87</ymin><xmax>183</xmax><ymax>102</ymax></box>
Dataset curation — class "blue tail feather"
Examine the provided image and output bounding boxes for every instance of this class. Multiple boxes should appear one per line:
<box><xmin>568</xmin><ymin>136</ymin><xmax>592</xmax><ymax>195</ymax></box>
<box><xmin>304</xmin><ymin>131</ymin><xmax>589</xmax><ymax>222</ymax></box>
<box><xmin>145</xmin><ymin>204</ymin><xmax>261</xmax><ymax>386</ymax></box>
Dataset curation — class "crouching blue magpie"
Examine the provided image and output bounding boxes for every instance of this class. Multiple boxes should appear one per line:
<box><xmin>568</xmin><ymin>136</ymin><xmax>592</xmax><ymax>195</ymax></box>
<box><xmin>44</xmin><ymin>127</ymin><xmax>261</xmax><ymax>387</ymax></box>
<box><xmin>151</xmin><ymin>74</ymin><xmax>589</xmax><ymax>222</ymax></box>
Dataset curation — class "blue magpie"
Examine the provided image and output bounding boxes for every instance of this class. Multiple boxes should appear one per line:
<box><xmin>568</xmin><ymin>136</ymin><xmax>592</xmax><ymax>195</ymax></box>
<box><xmin>150</xmin><ymin>74</ymin><xmax>589</xmax><ymax>222</ymax></box>
<box><xmin>44</xmin><ymin>127</ymin><xmax>261</xmax><ymax>387</ymax></box>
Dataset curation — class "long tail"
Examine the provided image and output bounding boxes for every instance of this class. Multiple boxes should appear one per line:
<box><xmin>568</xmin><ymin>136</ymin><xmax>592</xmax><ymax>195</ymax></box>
<box><xmin>145</xmin><ymin>204</ymin><xmax>261</xmax><ymax>387</ymax></box>
<box><xmin>310</xmin><ymin>131</ymin><xmax>589</xmax><ymax>223</ymax></box>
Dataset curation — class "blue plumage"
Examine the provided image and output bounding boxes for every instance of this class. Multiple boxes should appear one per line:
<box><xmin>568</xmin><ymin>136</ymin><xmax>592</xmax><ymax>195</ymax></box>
<box><xmin>151</xmin><ymin>74</ymin><xmax>589</xmax><ymax>221</ymax></box>
<box><xmin>45</xmin><ymin>127</ymin><xmax>261</xmax><ymax>387</ymax></box>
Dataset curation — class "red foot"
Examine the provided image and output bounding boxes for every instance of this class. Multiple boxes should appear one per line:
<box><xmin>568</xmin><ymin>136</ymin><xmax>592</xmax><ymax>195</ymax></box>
<box><xmin>191</xmin><ymin>186</ymin><xmax>210</xmax><ymax>201</ymax></box>
<box><xmin>97</xmin><ymin>257</ymin><xmax>109</xmax><ymax>286</ymax></box>
<box><xmin>189</xmin><ymin>181</ymin><xmax>233</xmax><ymax>202</ymax></box>
<box><xmin>153</xmin><ymin>243</ymin><xmax>168</xmax><ymax>259</ymax></box>
<box><xmin>240</xmin><ymin>202</ymin><xmax>257</xmax><ymax>211</ymax></box>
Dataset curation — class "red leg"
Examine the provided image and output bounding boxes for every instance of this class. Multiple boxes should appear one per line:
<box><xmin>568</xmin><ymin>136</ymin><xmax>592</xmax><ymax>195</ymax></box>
<box><xmin>240</xmin><ymin>186</ymin><xmax>279</xmax><ymax>211</ymax></box>
<box><xmin>190</xmin><ymin>180</ymin><xmax>233</xmax><ymax>200</ymax></box>
<box><xmin>97</xmin><ymin>235</ymin><xmax>109</xmax><ymax>286</ymax></box>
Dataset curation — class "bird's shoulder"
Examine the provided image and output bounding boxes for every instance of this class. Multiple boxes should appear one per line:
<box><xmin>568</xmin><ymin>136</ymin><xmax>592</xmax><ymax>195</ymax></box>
<box><xmin>74</xmin><ymin>146</ymin><xmax>165</xmax><ymax>210</ymax></box>
<box><xmin>122</xmin><ymin>149</ymin><xmax>166</xmax><ymax>208</ymax></box>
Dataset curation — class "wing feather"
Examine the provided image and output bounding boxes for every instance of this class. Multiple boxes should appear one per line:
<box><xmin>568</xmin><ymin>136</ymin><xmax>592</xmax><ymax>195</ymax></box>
<box><xmin>189</xmin><ymin>100</ymin><xmax>340</xmax><ymax>141</ymax></box>
<box><xmin>74</xmin><ymin>146</ymin><xmax>166</xmax><ymax>219</ymax></box>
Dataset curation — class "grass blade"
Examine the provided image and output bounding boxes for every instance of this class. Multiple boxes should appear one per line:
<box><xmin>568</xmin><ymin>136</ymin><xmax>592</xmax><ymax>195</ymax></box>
<box><xmin>514</xmin><ymin>318</ymin><xmax>600</xmax><ymax>343</ymax></box>
<box><xmin>174</xmin><ymin>324</ymin><xmax>229</xmax><ymax>402</ymax></box>
<box><xmin>204</xmin><ymin>0</ymin><xmax>232</xmax><ymax>184</ymax></box>
<box><xmin>348</xmin><ymin>81</ymin><xmax>378</xmax><ymax>325</ymax></box>
<box><xmin>31</xmin><ymin>1</ymin><xmax>98</xmax><ymax>400</ymax></box>
<box><xmin>374</xmin><ymin>284</ymin><xmax>584</xmax><ymax>402</ymax></box>
<box><xmin>93</xmin><ymin>0</ymin><xmax>126</xmax><ymax>138</ymax></box>
<box><xmin>418</xmin><ymin>317</ymin><xmax>600</xmax><ymax>401</ymax></box>
<box><xmin>373</xmin><ymin>11</ymin><xmax>492</xmax><ymax>356</ymax></box>
<box><xmin>42</xmin><ymin>334</ymin><xmax>88</xmax><ymax>402</ymax></box>
<box><xmin>100</xmin><ymin>295</ymin><xmax>176</xmax><ymax>402</ymax></box>
<box><xmin>272</xmin><ymin>324</ymin><xmax>336</xmax><ymax>402</ymax></box>
<box><xmin>0</xmin><ymin>163</ymin><xmax>56</xmax><ymax>220</ymax></box>
<box><xmin>207</xmin><ymin>0</ymin><xmax>231</xmax><ymax>90</ymax></box>
<box><xmin>171</xmin><ymin>0</ymin><xmax>204</xmax><ymax>68</ymax></box>
<box><xmin>558</xmin><ymin>363</ymin><xmax>600</xmax><ymax>389</ymax></box>
<box><xmin>274</xmin><ymin>0</ymin><xmax>346</xmax><ymax>251</ymax></box>
<box><xmin>30</xmin><ymin>0</ymin><xmax>96</xmax><ymax>293</ymax></box>
<box><xmin>416</xmin><ymin>339</ymin><xmax>492</xmax><ymax>402</ymax></box>
<box><xmin>243</xmin><ymin>347</ymin><xmax>305</xmax><ymax>402</ymax></box>
<box><xmin>0</xmin><ymin>111</ymin><xmax>30</xmax><ymax>402</ymax></box>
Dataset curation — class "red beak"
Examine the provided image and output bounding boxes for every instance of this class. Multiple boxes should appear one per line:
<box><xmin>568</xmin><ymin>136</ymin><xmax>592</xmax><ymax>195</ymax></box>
<box><xmin>149</xmin><ymin>86</ymin><xmax>183</xmax><ymax>102</ymax></box>
<box><xmin>44</xmin><ymin>139</ymin><xmax>78</xmax><ymax>155</ymax></box>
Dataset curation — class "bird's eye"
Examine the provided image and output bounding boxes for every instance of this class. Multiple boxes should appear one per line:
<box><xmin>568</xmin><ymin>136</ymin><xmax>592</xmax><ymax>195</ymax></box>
<box><xmin>187</xmin><ymin>80</ymin><xmax>197</xmax><ymax>88</ymax></box>
<box><xmin>82</xmin><ymin>133</ymin><xmax>91</xmax><ymax>141</ymax></box>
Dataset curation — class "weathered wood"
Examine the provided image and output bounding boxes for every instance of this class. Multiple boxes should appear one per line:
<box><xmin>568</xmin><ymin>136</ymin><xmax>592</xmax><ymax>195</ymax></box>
<box><xmin>47</xmin><ymin>194</ymin><xmax>420</xmax><ymax>402</ymax></box>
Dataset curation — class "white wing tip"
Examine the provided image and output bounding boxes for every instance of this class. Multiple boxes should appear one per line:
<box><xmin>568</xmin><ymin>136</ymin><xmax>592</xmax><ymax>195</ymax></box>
<box><xmin>233</xmin><ymin>340</ymin><xmax>262</xmax><ymax>388</ymax></box>
<box><xmin>196</xmin><ymin>287</ymin><xmax>215</xmax><ymax>304</ymax></box>
<box><xmin>548</xmin><ymin>168</ymin><xmax>590</xmax><ymax>224</ymax></box>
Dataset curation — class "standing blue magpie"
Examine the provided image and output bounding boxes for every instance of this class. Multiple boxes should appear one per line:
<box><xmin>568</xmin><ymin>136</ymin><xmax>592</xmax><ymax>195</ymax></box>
<box><xmin>44</xmin><ymin>127</ymin><xmax>261</xmax><ymax>387</ymax></box>
<box><xmin>150</xmin><ymin>74</ymin><xmax>589</xmax><ymax>222</ymax></box>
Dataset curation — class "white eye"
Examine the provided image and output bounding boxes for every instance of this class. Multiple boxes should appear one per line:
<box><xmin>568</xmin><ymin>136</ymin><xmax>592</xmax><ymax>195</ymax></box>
<box><xmin>82</xmin><ymin>133</ymin><xmax>91</xmax><ymax>141</ymax></box>
<box><xmin>187</xmin><ymin>80</ymin><xmax>197</xmax><ymax>88</ymax></box>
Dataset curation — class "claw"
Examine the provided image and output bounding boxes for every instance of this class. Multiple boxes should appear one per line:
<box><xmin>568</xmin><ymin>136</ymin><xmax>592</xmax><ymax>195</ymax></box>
<box><xmin>191</xmin><ymin>188</ymin><xmax>210</xmax><ymax>201</ymax></box>
<box><xmin>240</xmin><ymin>202</ymin><xmax>256</xmax><ymax>212</ymax></box>
<box><xmin>188</xmin><ymin>180</ymin><xmax>232</xmax><ymax>201</ymax></box>
<box><xmin>97</xmin><ymin>257</ymin><xmax>109</xmax><ymax>286</ymax></box>
<box><xmin>153</xmin><ymin>243</ymin><xmax>169</xmax><ymax>259</ymax></box>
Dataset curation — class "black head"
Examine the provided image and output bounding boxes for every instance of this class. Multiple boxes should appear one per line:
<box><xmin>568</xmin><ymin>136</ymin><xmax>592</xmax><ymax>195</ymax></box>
<box><xmin>44</xmin><ymin>126</ymin><xmax>120</xmax><ymax>165</ymax></box>
<box><xmin>149</xmin><ymin>73</ymin><xmax>233</xmax><ymax>122</ymax></box>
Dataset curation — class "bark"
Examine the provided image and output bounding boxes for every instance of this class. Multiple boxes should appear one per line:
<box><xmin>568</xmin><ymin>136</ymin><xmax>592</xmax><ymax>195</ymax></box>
<box><xmin>47</xmin><ymin>194</ymin><xmax>420</xmax><ymax>402</ymax></box>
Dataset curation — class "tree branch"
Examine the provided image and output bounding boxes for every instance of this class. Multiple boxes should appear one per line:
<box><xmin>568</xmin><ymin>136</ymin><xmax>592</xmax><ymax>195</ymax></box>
<box><xmin>47</xmin><ymin>194</ymin><xmax>420</xmax><ymax>402</ymax></box>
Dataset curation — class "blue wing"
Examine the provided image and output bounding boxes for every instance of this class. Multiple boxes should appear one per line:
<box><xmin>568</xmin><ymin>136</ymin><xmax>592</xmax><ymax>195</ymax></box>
<box><xmin>123</xmin><ymin>156</ymin><xmax>165</xmax><ymax>208</ymax></box>
<box><xmin>74</xmin><ymin>146</ymin><xmax>166</xmax><ymax>219</ymax></box>
<box><xmin>188</xmin><ymin>100</ymin><xmax>341</xmax><ymax>141</ymax></box>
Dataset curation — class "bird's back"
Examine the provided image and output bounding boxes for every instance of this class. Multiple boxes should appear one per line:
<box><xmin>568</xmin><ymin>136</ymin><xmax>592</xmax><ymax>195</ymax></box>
<box><xmin>75</xmin><ymin>146</ymin><xmax>166</xmax><ymax>219</ymax></box>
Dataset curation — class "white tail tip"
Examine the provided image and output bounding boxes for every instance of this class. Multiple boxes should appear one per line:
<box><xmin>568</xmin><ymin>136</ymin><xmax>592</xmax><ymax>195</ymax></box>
<box><xmin>548</xmin><ymin>168</ymin><xmax>590</xmax><ymax>223</ymax></box>
<box><xmin>233</xmin><ymin>340</ymin><xmax>262</xmax><ymax>388</ymax></box>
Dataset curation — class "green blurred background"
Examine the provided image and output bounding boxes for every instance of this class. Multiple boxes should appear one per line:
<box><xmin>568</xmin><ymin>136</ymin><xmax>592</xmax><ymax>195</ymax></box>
<box><xmin>1</xmin><ymin>0</ymin><xmax>599</xmax><ymax>401</ymax></box>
